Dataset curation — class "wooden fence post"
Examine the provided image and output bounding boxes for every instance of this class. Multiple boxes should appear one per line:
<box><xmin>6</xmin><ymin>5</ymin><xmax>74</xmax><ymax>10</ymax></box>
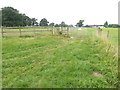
<box><xmin>19</xmin><ymin>27</ymin><xmax>21</xmax><ymax>37</ymax></box>
<box><xmin>61</xmin><ymin>27</ymin><xmax>63</xmax><ymax>33</ymax></box>
<box><xmin>98</xmin><ymin>28</ymin><xmax>102</xmax><ymax>36</ymax></box>
<box><xmin>52</xmin><ymin>26</ymin><xmax>54</xmax><ymax>35</ymax></box>
<box><xmin>59</xmin><ymin>27</ymin><xmax>61</xmax><ymax>32</ymax></box>
<box><xmin>107</xmin><ymin>30</ymin><xmax>109</xmax><ymax>39</ymax></box>
<box><xmin>67</xmin><ymin>27</ymin><xmax>69</xmax><ymax>35</ymax></box>
<box><xmin>1</xmin><ymin>27</ymin><xmax>3</xmax><ymax>37</ymax></box>
<box><xmin>57</xmin><ymin>27</ymin><xmax>60</xmax><ymax>34</ymax></box>
<box><xmin>34</xmin><ymin>27</ymin><xmax>36</xmax><ymax>36</ymax></box>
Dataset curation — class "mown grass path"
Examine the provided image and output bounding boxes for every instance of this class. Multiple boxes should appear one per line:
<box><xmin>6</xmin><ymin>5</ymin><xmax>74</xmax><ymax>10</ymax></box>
<box><xmin>2</xmin><ymin>35</ymin><xmax>118</xmax><ymax>88</ymax></box>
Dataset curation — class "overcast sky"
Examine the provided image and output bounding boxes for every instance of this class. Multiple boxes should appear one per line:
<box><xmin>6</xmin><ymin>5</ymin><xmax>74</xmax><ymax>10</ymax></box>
<box><xmin>0</xmin><ymin>0</ymin><xmax>119</xmax><ymax>25</ymax></box>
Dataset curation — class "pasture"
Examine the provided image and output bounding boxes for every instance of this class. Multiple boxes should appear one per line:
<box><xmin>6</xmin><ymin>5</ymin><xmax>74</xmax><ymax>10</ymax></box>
<box><xmin>2</xmin><ymin>28</ymin><xmax>118</xmax><ymax>88</ymax></box>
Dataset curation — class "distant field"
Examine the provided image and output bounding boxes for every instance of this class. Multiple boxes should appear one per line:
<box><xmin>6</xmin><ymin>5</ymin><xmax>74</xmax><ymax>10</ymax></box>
<box><xmin>2</xmin><ymin>34</ymin><xmax>118</xmax><ymax>88</ymax></box>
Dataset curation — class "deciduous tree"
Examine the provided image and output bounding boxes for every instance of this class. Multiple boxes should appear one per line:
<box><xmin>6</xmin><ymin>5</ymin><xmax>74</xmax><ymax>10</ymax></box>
<box><xmin>76</xmin><ymin>20</ymin><xmax>84</xmax><ymax>27</ymax></box>
<box><xmin>39</xmin><ymin>18</ymin><xmax>49</xmax><ymax>26</ymax></box>
<box><xmin>104</xmin><ymin>21</ymin><xmax>108</xmax><ymax>28</ymax></box>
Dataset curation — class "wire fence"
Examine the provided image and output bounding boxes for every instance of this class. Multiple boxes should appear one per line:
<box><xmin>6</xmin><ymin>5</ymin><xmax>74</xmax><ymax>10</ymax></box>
<box><xmin>1</xmin><ymin>26</ymin><xmax>117</xmax><ymax>46</ymax></box>
<box><xmin>1</xmin><ymin>26</ymin><xmax>71</xmax><ymax>37</ymax></box>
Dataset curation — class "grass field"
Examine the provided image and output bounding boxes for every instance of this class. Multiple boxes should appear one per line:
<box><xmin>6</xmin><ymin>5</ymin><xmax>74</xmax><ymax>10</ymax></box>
<box><xmin>2</xmin><ymin>27</ymin><xmax>118</xmax><ymax>88</ymax></box>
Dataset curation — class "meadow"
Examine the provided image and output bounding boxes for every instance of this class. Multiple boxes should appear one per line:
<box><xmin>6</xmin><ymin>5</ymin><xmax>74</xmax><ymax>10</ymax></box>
<box><xmin>2</xmin><ymin>28</ymin><xmax>118</xmax><ymax>88</ymax></box>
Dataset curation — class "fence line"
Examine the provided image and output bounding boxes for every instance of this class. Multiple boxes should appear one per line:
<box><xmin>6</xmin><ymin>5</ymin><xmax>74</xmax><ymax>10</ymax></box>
<box><xmin>1</xmin><ymin>27</ymin><xmax>113</xmax><ymax>41</ymax></box>
<box><xmin>97</xmin><ymin>28</ymin><xmax>110</xmax><ymax>40</ymax></box>
<box><xmin>1</xmin><ymin>26</ymin><xmax>70</xmax><ymax>37</ymax></box>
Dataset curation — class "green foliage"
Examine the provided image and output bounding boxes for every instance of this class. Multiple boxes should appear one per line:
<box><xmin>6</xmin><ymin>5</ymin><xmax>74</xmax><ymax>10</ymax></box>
<box><xmin>108</xmin><ymin>24</ymin><xmax>120</xmax><ymax>28</ymax></box>
<box><xmin>104</xmin><ymin>21</ymin><xmax>108</xmax><ymax>28</ymax></box>
<box><xmin>60</xmin><ymin>21</ymin><xmax>68</xmax><ymax>27</ymax></box>
<box><xmin>2</xmin><ymin>7</ymin><xmax>38</xmax><ymax>27</ymax></box>
<box><xmin>39</xmin><ymin>18</ymin><xmax>49</xmax><ymax>26</ymax></box>
<box><xmin>2</xmin><ymin>7</ymin><xmax>22</xmax><ymax>26</ymax></box>
<box><xmin>55</xmin><ymin>24</ymin><xmax>60</xmax><ymax>27</ymax></box>
<box><xmin>20</xmin><ymin>14</ymin><xmax>32</xmax><ymax>26</ymax></box>
<box><xmin>76</xmin><ymin>20</ymin><xmax>84</xmax><ymax>27</ymax></box>
<box><xmin>49</xmin><ymin>22</ymin><xmax>54</xmax><ymax>26</ymax></box>
<box><xmin>31</xmin><ymin>18</ymin><xmax>38</xmax><ymax>26</ymax></box>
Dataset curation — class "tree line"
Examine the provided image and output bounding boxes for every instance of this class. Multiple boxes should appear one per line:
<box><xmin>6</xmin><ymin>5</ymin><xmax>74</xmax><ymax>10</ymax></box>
<box><xmin>1</xmin><ymin>7</ymin><xmax>120</xmax><ymax>28</ymax></box>
<box><xmin>84</xmin><ymin>21</ymin><xmax>120</xmax><ymax>28</ymax></box>
<box><xmin>1</xmin><ymin>7</ymin><xmax>85</xmax><ymax>27</ymax></box>
<box><xmin>103</xmin><ymin>21</ymin><xmax>120</xmax><ymax>28</ymax></box>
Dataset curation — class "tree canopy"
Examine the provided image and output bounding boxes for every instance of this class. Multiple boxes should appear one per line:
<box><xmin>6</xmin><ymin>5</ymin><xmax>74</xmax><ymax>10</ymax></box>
<box><xmin>60</xmin><ymin>21</ymin><xmax>68</xmax><ymax>27</ymax></box>
<box><xmin>49</xmin><ymin>22</ymin><xmax>54</xmax><ymax>26</ymax></box>
<box><xmin>54</xmin><ymin>24</ymin><xmax>60</xmax><ymax>27</ymax></box>
<box><xmin>108</xmin><ymin>24</ymin><xmax>120</xmax><ymax>28</ymax></box>
<box><xmin>39</xmin><ymin>18</ymin><xmax>49</xmax><ymax>26</ymax></box>
<box><xmin>2</xmin><ymin>7</ymin><xmax>22</xmax><ymax>26</ymax></box>
<box><xmin>104</xmin><ymin>21</ymin><xmax>108</xmax><ymax>28</ymax></box>
<box><xmin>31</xmin><ymin>18</ymin><xmax>38</xmax><ymax>26</ymax></box>
<box><xmin>2</xmin><ymin>7</ymin><xmax>38</xmax><ymax>27</ymax></box>
<box><xmin>76</xmin><ymin>20</ymin><xmax>84</xmax><ymax>27</ymax></box>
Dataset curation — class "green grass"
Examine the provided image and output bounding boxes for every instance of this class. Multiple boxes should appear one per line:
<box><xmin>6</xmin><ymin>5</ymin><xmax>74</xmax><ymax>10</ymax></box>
<box><xmin>83</xmin><ymin>28</ymin><xmax>118</xmax><ymax>46</ymax></box>
<box><xmin>102</xmin><ymin>28</ymin><xmax>118</xmax><ymax>46</ymax></box>
<box><xmin>2</xmin><ymin>35</ymin><xmax>118</xmax><ymax>88</ymax></box>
